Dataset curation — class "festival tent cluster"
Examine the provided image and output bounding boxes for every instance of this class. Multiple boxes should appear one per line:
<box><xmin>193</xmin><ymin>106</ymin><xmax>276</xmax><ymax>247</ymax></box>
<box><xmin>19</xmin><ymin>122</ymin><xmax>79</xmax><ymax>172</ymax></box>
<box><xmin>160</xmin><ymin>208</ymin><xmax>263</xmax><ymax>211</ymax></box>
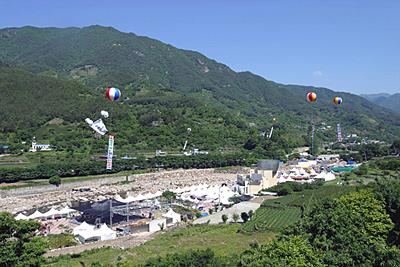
<box><xmin>180</xmin><ymin>184</ymin><xmax>237</xmax><ymax>205</ymax></box>
<box><xmin>15</xmin><ymin>206</ymin><xmax>78</xmax><ymax>220</ymax></box>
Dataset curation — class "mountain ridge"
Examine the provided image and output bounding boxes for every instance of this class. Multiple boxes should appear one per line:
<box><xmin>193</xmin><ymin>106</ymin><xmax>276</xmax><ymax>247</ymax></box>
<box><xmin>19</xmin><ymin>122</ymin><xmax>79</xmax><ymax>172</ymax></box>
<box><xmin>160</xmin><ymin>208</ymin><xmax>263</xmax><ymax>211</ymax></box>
<box><xmin>361</xmin><ymin>93</ymin><xmax>400</xmax><ymax>114</ymax></box>
<box><xmin>0</xmin><ymin>25</ymin><xmax>399</xmax><ymax>146</ymax></box>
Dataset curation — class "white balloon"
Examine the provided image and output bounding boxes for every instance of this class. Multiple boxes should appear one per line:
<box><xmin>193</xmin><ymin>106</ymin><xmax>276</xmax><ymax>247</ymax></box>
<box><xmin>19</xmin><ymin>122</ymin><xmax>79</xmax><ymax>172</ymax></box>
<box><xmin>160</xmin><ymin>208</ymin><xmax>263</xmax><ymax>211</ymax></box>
<box><xmin>101</xmin><ymin>110</ymin><xmax>109</xmax><ymax>119</ymax></box>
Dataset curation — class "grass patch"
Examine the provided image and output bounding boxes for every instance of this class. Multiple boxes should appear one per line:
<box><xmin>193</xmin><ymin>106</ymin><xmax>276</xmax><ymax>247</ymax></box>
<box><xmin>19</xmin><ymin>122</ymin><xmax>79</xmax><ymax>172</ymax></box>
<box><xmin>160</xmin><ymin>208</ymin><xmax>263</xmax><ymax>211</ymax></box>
<box><xmin>45</xmin><ymin>234</ymin><xmax>79</xmax><ymax>249</ymax></box>
<box><xmin>45</xmin><ymin>224</ymin><xmax>275</xmax><ymax>267</ymax></box>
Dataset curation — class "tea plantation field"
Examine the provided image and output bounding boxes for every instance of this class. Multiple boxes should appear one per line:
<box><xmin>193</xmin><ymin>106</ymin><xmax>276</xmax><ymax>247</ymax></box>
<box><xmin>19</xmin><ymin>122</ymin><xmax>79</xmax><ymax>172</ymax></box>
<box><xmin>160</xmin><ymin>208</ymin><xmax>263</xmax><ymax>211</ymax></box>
<box><xmin>241</xmin><ymin>185</ymin><xmax>354</xmax><ymax>233</ymax></box>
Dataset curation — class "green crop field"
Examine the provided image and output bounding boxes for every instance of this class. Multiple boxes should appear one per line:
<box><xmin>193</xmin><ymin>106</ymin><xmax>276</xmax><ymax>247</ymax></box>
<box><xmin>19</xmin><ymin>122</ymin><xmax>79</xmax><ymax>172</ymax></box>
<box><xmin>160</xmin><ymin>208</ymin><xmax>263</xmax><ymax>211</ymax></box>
<box><xmin>242</xmin><ymin>207</ymin><xmax>301</xmax><ymax>232</ymax></box>
<box><xmin>242</xmin><ymin>185</ymin><xmax>355</xmax><ymax>233</ymax></box>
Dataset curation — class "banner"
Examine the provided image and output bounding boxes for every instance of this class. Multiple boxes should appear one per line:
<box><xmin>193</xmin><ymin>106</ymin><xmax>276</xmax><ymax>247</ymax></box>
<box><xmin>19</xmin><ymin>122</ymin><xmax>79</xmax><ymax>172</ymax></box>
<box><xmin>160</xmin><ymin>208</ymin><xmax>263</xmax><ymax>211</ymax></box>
<box><xmin>106</xmin><ymin>134</ymin><xmax>114</xmax><ymax>170</ymax></box>
<box><xmin>85</xmin><ymin>118</ymin><xmax>108</xmax><ymax>136</ymax></box>
<box><xmin>337</xmin><ymin>123</ymin><xmax>343</xmax><ymax>142</ymax></box>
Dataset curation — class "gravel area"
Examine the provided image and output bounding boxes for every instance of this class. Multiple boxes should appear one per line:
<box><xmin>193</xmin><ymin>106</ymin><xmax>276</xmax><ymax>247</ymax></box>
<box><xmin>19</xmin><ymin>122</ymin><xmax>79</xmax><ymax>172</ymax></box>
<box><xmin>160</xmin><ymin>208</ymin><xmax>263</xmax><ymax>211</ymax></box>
<box><xmin>1</xmin><ymin>169</ymin><xmax>237</xmax><ymax>214</ymax></box>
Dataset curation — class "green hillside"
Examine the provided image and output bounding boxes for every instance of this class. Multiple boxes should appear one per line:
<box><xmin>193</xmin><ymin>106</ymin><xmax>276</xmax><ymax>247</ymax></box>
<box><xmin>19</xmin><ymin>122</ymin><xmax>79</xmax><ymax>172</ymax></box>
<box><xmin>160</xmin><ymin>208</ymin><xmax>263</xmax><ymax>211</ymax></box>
<box><xmin>361</xmin><ymin>93</ymin><xmax>400</xmax><ymax>114</ymax></box>
<box><xmin>0</xmin><ymin>25</ymin><xmax>399</xmax><ymax>156</ymax></box>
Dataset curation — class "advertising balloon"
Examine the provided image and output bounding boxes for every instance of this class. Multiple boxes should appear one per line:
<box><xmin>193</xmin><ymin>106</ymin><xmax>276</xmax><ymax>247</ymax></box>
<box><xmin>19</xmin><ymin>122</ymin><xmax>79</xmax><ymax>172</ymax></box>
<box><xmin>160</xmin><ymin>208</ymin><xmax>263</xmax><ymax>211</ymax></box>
<box><xmin>333</xmin><ymin>96</ymin><xmax>343</xmax><ymax>105</ymax></box>
<box><xmin>306</xmin><ymin>92</ymin><xmax>317</xmax><ymax>102</ymax></box>
<box><xmin>105</xmin><ymin>87</ymin><xmax>121</xmax><ymax>101</ymax></box>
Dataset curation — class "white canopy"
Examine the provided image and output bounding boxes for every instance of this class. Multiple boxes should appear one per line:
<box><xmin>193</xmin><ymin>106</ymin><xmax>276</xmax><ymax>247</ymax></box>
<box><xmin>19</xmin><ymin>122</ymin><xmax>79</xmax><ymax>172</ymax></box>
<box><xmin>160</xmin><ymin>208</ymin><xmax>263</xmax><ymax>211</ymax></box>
<box><xmin>144</xmin><ymin>192</ymin><xmax>155</xmax><ymax>199</ymax></box>
<box><xmin>73</xmin><ymin>221</ymin><xmax>94</xmax><ymax>235</ymax></box>
<box><xmin>162</xmin><ymin>208</ymin><xmax>181</xmax><ymax>223</ymax></box>
<box><xmin>315</xmin><ymin>171</ymin><xmax>336</xmax><ymax>181</ymax></box>
<box><xmin>15</xmin><ymin>213</ymin><xmax>28</xmax><ymax>220</ymax></box>
<box><xmin>58</xmin><ymin>206</ymin><xmax>77</xmax><ymax>215</ymax></box>
<box><xmin>28</xmin><ymin>210</ymin><xmax>45</xmax><ymax>219</ymax></box>
<box><xmin>135</xmin><ymin>194</ymin><xmax>146</xmax><ymax>201</ymax></box>
<box><xmin>115</xmin><ymin>194</ymin><xmax>136</xmax><ymax>203</ymax></box>
<box><xmin>75</xmin><ymin>223</ymin><xmax>116</xmax><ymax>242</ymax></box>
<box><xmin>42</xmin><ymin>207</ymin><xmax>59</xmax><ymax>217</ymax></box>
<box><xmin>97</xmin><ymin>224</ymin><xmax>117</xmax><ymax>240</ymax></box>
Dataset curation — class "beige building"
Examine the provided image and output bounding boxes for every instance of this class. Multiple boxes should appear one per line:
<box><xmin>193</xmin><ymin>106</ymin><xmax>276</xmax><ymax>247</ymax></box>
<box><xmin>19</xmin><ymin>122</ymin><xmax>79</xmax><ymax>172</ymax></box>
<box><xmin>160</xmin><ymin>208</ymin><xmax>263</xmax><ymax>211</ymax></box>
<box><xmin>236</xmin><ymin>160</ymin><xmax>280</xmax><ymax>195</ymax></box>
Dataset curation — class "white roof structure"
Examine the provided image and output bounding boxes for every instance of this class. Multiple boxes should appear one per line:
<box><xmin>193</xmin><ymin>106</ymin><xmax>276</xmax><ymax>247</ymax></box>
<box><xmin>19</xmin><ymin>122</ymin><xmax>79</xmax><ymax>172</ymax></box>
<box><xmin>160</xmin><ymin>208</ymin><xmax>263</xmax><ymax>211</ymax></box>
<box><xmin>73</xmin><ymin>221</ymin><xmax>94</xmax><ymax>235</ymax></box>
<box><xmin>97</xmin><ymin>224</ymin><xmax>117</xmax><ymax>240</ymax></box>
<box><xmin>144</xmin><ymin>192</ymin><xmax>155</xmax><ymax>199</ymax></box>
<box><xmin>135</xmin><ymin>194</ymin><xmax>146</xmax><ymax>201</ymax></box>
<box><xmin>15</xmin><ymin>213</ymin><xmax>28</xmax><ymax>220</ymax></box>
<box><xmin>73</xmin><ymin>222</ymin><xmax>116</xmax><ymax>242</ymax></box>
<box><xmin>42</xmin><ymin>207</ymin><xmax>59</xmax><ymax>217</ymax></box>
<box><xmin>149</xmin><ymin>218</ymin><xmax>167</xmax><ymax>232</ymax></box>
<box><xmin>162</xmin><ymin>209</ymin><xmax>181</xmax><ymax>224</ymax></box>
<box><xmin>115</xmin><ymin>194</ymin><xmax>136</xmax><ymax>203</ymax></box>
<box><xmin>58</xmin><ymin>206</ymin><xmax>77</xmax><ymax>215</ymax></box>
<box><xmin>28</xmin><ymin>210</ymin><xmax>45</xmax><ymax>219</ymax></box>
<box><xmin>315</xmin><ymin>171</ymin><xmax>336</xmax><ymax>181</ymax></box>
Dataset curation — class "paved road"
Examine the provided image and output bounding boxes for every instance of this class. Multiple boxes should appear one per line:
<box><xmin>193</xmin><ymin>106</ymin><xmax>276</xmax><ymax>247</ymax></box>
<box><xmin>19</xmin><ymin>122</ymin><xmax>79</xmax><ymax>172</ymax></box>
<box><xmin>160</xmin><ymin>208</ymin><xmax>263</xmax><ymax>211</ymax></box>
<box><xmin>194</xmin><ymin>201</ymin><xmax>261</xmax><ymax>224</ymax></box>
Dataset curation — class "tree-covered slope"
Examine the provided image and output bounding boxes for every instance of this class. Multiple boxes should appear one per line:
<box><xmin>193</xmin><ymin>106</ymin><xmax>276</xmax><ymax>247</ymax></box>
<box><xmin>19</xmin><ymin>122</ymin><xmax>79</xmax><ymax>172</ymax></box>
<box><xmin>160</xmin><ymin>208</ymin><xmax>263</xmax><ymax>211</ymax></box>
<box><xmin>1</xmin><ymin>64</ymin><xmax>295</xmax><ymax>157</ymax></box>
<box><xmin>361</xmin><ymin>93</ymin><xmax>400</xmax><ymax>114</ymax></box>
<box><xmin>0</xmin><ymin>25</ymin><xmax>399</xmax><ymax>143</ymax></box>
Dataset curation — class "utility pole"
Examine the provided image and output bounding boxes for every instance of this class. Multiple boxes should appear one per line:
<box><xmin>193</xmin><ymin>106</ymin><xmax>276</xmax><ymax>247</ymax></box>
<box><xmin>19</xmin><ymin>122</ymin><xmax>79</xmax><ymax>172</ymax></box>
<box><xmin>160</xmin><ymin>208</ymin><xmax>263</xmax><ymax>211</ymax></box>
<box><xmin>126</xmin><ymin>202</ymin><xmax>129</xmax><ymax>223</ymax></box>
<box><xmin>109</xmin><ymin>199</ymin><xmax>112</xmax><ymax>226</ymax></box>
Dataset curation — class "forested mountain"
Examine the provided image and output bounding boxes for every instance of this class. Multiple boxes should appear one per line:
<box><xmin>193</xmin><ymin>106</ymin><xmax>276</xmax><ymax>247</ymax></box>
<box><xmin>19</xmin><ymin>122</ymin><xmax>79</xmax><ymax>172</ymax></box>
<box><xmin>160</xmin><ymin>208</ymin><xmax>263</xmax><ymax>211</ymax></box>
<box><xmin>0</xmin><ymin>25</ymin><xmax>399</xmax><ymax>155</ymax></box>
<box><xmin>361</xmin><ymin>93</ymin><xmax>400</xmax><ymax>114</ymax></box>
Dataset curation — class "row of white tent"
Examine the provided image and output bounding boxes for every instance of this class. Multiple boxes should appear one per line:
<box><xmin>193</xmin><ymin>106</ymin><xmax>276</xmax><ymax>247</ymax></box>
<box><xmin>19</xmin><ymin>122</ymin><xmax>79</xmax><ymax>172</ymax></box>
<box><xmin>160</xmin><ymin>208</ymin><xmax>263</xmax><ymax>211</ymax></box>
<box><xmin>180</xmin><ymin>185</ymin><xmax>237</xmax><ymax>205</ymax></box>
<box><xmin>115</xmin><ymin>191</ymin><xmax>163</xmax><ymax>203</ymax></box>
<box><xmin>73</xmin><ymin>222</ymin><xmax>116</xmax><ymax>243</ymax></box>
<box><xmin>278</xmin><ymin>171</ymin><xmax>336</xmax><ymax>183</ymax></box>
<box><xmin>15</xmin><ymin>206</ymin><xmax>78</xmax><ymax>220</ymax></box>
<box><xmin>114</xmin><ymin>183</ymin><xmax>216</xmax><ymax>203</ymax></box>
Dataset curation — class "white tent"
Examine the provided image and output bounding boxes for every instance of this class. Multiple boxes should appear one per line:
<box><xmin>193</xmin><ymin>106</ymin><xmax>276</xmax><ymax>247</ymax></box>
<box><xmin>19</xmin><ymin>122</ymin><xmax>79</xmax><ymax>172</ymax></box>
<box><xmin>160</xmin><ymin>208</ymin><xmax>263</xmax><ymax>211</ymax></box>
<box><xmin>74</xmin><ymin>222</ymin><xmax>116</xmax><ymax>243</ymax></box>
<box><xmin>28</xmin><ymin>210</ymin><xmax>45</xmax><ymax>219</ymax></box>
<box><xmin>115</xmin><ymin>194</ymin><xmax>136</xmax><ymax>203</ymax></box>
<box><xmin>144</xmin><ymin>192</ymin><xmax>155</xmax><ymax>199</ymax></box>
<box><xmin>149</xmin><ymin>218</ymin><xmax>167</xmax><ymax>232</ymax></box>
<box><xmin>15</xmin><ymin>213</ymin><xmax>28</xmax><ymax>220</ymax></box>
<box><xmin>135</xmin><ymin>194</ymin><xmax>146</xmax><ymax>201</ymax></box>
<box><xmin>76</xmin><ymin>228</ymin><xmax>99</xmax><ymax>243</ymax></box>
<box><xmin>97</xmin><ymin>224</ymin><xmax>117</xmax><ymax>240</ymax></box>
<box><xmin>42</xmin><ymin>207</ymin><xmax>60</xmax><ymax>218</ymax></box>
<box><xmin>73</xmin><ymin>221</ymin><xmax>94</xmax><ymax>235</ymax></box>
<box><xmin>162</xmin><ymin>209</ymin><xmax>181</xmax><ymax>224</ymax></box>
<box><xmin>154</xmin><ymin>191</ymin><xmax>162</xmax><ymax>197</ymax></box>
<box><xmin>58</xmin><ymin>206</ymin><xmax>77</xmax><ymax>216</ymax></box>
<box><xmin>315</xmin><ymin>171</ymin><xmax>336</xmax><ymax>181</ymax></box>
<box><xmin>172</xmin><ymin>187</ymin><xmax>184</xmax><ymax>194</ymax></box>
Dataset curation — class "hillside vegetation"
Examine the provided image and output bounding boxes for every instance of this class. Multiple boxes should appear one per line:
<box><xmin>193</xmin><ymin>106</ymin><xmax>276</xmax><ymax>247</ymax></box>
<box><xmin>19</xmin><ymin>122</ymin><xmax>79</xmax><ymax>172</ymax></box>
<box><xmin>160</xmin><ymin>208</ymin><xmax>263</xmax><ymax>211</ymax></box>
<box><xmin>0</xmin><ymin>25</ymin><xmax>399</xmax><ymax>148</ymax></box>
<box><xmin>361</xmin><ymin>93</ymin><xmax>400</xmax><ymax>114</ymax></box>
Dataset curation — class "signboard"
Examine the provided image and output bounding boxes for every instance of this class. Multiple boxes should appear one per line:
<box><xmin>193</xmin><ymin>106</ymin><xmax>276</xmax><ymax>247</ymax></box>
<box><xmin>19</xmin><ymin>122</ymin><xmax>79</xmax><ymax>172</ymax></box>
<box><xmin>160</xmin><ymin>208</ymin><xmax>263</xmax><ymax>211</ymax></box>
<box><xmin>337</xmin><ymin>123</ymin><xmax>343</xmax><ymax>142</ymax></box>
<box><xmin>106</xmin><ymin>134</ymin><xmax>114</xmax><ymax>170</ymax></box>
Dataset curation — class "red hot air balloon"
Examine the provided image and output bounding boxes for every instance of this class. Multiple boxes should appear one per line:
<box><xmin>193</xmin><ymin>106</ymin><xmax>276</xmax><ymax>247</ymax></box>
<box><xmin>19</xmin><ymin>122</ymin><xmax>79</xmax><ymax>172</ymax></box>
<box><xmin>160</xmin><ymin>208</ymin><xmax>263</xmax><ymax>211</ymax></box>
<box><xmin>307</xmin><ymin>92</ymin><xmax>317</xmax><ymax>102</ymax></box>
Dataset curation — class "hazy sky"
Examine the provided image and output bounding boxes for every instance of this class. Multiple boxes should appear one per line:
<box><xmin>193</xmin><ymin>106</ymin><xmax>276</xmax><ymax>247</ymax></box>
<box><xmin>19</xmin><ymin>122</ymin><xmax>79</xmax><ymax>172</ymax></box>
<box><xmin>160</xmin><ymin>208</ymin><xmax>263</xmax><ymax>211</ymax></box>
<box><xmin>1</xmin><ymin>0</ymin><xmax>399</xmax><ymax>94</ymax></box>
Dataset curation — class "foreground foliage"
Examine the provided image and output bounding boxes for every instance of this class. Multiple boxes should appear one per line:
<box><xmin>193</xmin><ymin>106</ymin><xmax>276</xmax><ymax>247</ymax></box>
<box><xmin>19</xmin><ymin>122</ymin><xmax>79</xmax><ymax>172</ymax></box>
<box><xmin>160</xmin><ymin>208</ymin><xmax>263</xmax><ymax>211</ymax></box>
<box><xmin>0</xmin><ymin>212</ymin><xmax>48</xmax><ymax>267</ymax></box>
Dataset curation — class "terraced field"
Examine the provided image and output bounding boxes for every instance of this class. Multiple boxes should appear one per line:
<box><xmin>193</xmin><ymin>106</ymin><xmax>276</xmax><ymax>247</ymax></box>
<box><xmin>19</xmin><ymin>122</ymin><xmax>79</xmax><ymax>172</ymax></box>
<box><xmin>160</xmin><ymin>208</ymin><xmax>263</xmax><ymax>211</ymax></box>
<box><xmin>242</xmin><ymin>207</ymin><xmax>301</xmax><ymax>232</ymax></box>
<box><xmin>241</xmin><ymin>185</ymin><xmax>354</xmax><ymax>233</ymax></box>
